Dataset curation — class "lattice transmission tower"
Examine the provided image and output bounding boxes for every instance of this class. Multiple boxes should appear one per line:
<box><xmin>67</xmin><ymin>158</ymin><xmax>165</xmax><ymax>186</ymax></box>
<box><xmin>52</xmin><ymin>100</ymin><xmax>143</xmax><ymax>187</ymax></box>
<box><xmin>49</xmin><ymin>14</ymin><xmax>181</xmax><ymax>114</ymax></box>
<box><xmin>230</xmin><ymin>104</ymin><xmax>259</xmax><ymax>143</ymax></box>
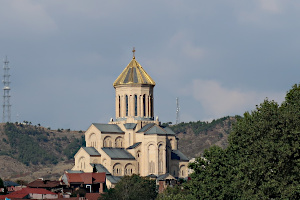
<box><xmin>176</xmin><ymin>97</ymin><xmax>180</xmax><ymax>124</ymax></box>
<box><xmin>2</xmin><ymin>56</ymin><xmax>11</xmax><ymax>123</ymax></box>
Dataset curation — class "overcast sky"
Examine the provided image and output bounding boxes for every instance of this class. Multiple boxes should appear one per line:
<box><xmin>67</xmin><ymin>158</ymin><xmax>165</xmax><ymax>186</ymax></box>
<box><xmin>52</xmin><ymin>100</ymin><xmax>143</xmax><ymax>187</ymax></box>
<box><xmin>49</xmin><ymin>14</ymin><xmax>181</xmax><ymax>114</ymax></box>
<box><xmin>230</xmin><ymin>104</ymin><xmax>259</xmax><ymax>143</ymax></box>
<box><xmin>0</xmin><ymin>0</ymin><xmax>299</xmax><ymax>130</ymax></box>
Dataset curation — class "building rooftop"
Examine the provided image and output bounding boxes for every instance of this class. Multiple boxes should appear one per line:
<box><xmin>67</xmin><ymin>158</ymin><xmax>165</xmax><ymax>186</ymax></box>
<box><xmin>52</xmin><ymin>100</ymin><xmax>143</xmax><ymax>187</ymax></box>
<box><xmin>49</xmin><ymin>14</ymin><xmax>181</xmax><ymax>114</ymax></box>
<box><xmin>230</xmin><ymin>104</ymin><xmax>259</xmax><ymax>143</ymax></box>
<box><xmin>171</xmin><ymin>150</ymin><xmax>189</xmax><ymax>161</ymax></box>
<box><xmin>102</xmin><ymin>148</ymin><xmax>135</xmax><ymax>160</ymax></box>
<box><xmin>65</xmin><ymin>172</ymin><xmax>106</xmax><ymax>184</ymax></box>
<box><xmin>113</xmin><ymin>57</ymin><xmax>155</xmax><ymax>87</ymax></box>
<box><xmin>127</xmin><ymin>142</ymin><xmax>142</xmax><ymax>150</ymax></box>
<box><xmin>27</xmin><ymin>179</ymin><xmax>61</xmax><ymax>188</ymax></box>
<box><xmin>92</xmin><ymin>123</ymin><xmax>124</xmax><ymax>133</ymax></box>
<box><xmin>83</xmin><ymin>147</ymin><xmax>101</xmax><ymax>156</ymax></box>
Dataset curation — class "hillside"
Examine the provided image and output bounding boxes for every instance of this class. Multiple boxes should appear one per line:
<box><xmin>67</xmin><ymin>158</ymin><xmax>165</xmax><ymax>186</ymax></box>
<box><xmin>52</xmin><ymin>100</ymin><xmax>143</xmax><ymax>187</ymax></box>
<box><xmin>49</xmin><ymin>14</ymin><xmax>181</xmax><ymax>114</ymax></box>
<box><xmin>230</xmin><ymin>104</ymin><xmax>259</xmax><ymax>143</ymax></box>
<box><xmin>0</xmin><ymin>122</ymin><xmax>84</xmax><ymax>182</ymax></box>
<box><xmin>0</xmin><ymin>117</ymin><xmax>237</xmax><ymax>182</ymax></box>
<box><xmin>167</xmin><ymin>116</ymin><xmax>238</xmax><ymax>158</ymax></box>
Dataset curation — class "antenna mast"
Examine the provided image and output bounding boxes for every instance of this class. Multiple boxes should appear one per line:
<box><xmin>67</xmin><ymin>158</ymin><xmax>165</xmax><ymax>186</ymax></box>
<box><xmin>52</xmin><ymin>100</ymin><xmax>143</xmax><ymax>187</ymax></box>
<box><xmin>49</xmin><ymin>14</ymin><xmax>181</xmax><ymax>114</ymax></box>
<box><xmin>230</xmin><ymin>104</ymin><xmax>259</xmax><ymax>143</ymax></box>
<box><xmin>176</xmin><ymin>97</ymin><xmax>180</xmax><ymax>124</ymax></box>
<box><xmin>3</xmin><ymin>56</ymin><xmax>11</xmax><ymax>123</ymax></box>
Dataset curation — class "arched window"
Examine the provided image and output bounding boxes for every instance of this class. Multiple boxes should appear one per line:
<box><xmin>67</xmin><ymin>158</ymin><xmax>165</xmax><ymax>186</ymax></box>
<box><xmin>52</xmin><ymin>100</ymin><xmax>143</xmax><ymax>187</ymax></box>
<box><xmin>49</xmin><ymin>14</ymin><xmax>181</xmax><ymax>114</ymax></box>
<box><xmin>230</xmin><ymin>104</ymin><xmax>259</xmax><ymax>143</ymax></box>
<box><xmin>115</xmin><ymin>137</ymin><xmax>124</xmax><ymax>148</ymax></box>
<box><xmin>158</xmin><ymin>144</ymin><xmax>164</xmax><ymax>174</ymax></box>
<box><xmin>125</xmin><ymin>95</ymin><xmax>128</xmax><ymax>116</ymax></box>
<box><xmin>113</xmin><ymin>163</ymin><xmax>122</xmax><ymax>176</ymax></box>
<box><xmin>118</xmin><ymin>96</ymin><xmax>121</xmax><ymax>117</ymax></box>
<box><xmin>103</xmin><ymin>136</ymin><xmax>112</xmax><ymax>147</ymax></box>
<box><xmin>125</xmin><ymin>164</ymin><xmax>135</xmax><ymax>175</ymax></box>
<box><xmin>150</xmin><ymin>96</ymin><xmax>153</xmax><ymax>117</ymax></box>
<box><xmin>143</xmin><ymin>94</ymin><xmax>146</xmax><ymax>117</ymax></box>
<box><xmin>134</xmin><ymin>95</ymin><xmax>138</xmax><ymax>116</ymax></box>
<box><xmin>148</xmin><ymin>96</ymin><xmax>150</xmax><ymax>117</ymax></box>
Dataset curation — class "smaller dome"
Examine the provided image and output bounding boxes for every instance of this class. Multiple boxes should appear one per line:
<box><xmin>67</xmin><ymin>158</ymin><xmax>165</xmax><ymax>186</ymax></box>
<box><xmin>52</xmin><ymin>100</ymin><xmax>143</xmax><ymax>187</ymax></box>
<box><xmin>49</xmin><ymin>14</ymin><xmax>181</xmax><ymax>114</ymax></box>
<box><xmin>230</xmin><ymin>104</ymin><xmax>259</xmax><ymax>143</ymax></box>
<box><xmin>113</xmin><ymin>58</ymin><xmax>156</xmax><ymax>87</ymax></box>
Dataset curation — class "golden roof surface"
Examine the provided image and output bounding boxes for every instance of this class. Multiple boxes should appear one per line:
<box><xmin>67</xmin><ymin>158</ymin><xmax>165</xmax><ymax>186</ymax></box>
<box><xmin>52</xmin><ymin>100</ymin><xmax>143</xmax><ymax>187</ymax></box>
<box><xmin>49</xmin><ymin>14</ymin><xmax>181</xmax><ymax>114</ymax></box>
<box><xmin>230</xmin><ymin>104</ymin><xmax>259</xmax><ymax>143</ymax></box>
<box><xmin>113</xmin><ymin>57</ymin><xmax>156</xmax><ymax>87</ymax></box>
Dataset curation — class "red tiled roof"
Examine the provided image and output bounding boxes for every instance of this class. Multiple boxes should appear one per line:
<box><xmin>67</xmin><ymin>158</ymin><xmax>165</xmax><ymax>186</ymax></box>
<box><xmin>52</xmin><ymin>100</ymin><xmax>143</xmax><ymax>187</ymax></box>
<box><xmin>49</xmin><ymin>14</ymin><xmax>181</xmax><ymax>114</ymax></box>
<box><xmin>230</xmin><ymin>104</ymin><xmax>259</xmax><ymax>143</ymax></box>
<box><xmin>66</xmin><ymin>173</ymin><xmax>105</xmax><ymax>184</ymax></box>
<box><xmin>85</xmin><ymin>193</ymin><xmax>101</xmax><ymax>200</ymax></box>
<box><xmin>92</xmin><ymin>173</ymin><xmax>106</xmax><ymax>183</ymax></box>
<box><xmin>27</xmin><ymin>179</ymin><xmax>61</xmax><ymax>188</ymax></box>
<box><xmin>0</xmin><ymin>188</ymin><xmax>56</xmax><ymax>199</ymax></box>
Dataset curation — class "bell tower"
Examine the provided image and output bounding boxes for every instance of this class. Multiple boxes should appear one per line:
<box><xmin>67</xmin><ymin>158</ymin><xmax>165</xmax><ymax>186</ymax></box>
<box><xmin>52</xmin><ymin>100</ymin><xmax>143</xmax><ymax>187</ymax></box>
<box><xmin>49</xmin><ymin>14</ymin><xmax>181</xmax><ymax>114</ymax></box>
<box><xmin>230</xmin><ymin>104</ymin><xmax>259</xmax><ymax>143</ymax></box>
<box><xmin>113</xmin><ymin>49</ymin><xmax>156</xmax><ymax>121</ymax></box>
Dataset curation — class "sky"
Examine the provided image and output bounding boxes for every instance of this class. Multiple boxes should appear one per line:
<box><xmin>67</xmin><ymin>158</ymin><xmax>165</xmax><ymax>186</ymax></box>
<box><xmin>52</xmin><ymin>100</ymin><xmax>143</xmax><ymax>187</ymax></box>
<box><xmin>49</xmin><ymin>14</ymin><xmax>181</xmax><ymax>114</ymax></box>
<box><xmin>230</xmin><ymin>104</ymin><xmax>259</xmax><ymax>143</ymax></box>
<box><xmin>0</xmin><ymin>0</ymin><xmax>299</xmax><ymax>130</ymax></box>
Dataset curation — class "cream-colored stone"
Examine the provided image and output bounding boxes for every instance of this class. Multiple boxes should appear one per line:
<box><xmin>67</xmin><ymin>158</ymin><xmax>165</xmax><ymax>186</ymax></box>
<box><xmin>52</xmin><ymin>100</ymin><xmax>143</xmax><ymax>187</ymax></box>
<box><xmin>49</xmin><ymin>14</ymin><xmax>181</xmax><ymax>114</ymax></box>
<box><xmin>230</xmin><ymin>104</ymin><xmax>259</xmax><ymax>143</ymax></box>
<box><xmin>71</xmin><ymin>56</ymin><xmax>189</xmax><ymax>187</ymax></box>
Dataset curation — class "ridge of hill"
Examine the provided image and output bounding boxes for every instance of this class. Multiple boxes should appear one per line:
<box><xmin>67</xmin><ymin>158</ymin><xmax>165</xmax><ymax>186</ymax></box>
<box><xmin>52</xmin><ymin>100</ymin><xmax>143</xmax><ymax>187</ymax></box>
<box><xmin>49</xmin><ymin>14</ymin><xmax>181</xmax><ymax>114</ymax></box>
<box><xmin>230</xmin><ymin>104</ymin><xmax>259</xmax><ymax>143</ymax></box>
<box><xmin>167</xmin><ymin>116</ymin><xmax>238</xmax><ymax>158</ymax></box>
<box><xmin>0</xmin><ymin>116</ymin><xmax>238</xmax><ymax>182</ymax></box>
<box><xmin>0</xmin><ymin>122</ymin><xmax>84</xmax><ymax>182</ymax></box>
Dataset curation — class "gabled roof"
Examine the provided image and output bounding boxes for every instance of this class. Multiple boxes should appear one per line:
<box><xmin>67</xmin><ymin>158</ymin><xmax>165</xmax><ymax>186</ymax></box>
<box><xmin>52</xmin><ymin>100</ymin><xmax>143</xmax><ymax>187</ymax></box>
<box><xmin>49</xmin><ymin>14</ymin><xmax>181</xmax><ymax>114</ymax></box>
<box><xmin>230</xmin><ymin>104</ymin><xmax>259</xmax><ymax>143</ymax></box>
<box><xmin>113</xmin><ymin>57</ymin><xmax>155</xmax><ymax>87</ymax></box>
<box><xmin>101</xmin><ymin>148</ymin><xmax>135</xmax><ymax>160</ymax></box>
<box><xmin>92</xmin><ymin>123</ymin><xmax>124</xmax><ymax>133</ymax></box>
<box><xmin>171</xmin><ymin>150</ymin><xmax>189</xmax><ymax>161</ymax></box>
<box><xmin>83</xmin><ymin>147</ymin><xmax>101</xmax><ymax>156</ymax></box>
<box><xmin>157</xmin><ymin>173</ymin><xmax>176</xmax><ymax>181</ymax></box>
<box><xmin>127</xmin><ymin>142</ymin><xmax>142</xmax><ymax>150</ymax></box>
<box><xmin>144</xmin><ymin>126</ymin><xmax>166</xmax><ymax>135</ymax></box>
<box><xmin>4</xmin><ymin>181</ymin><xmax>20</xmax><ymax>187</ymax></box>
<box><xmin>137</xmin><ymin>123</ymin><xmax>175</xmax><ymax>135</ymax></box>
<box><xmin>0</xmin><ymin>188</ymin><xmax>57</xmax><ymax>199</ymax></box>
<box><xmin>136</xmin><ymin>123</ymin><xmax>156</xmax><ymax>133</ymax></box>
<box><xmin>124</xmin><ymin>123</ymin><xmax>137</xmax><ymax>129</ymax></box>
<box><xmin>163</xmin><ymin>127</ymin><xmax>176</xmax><ymax>135</ymax></box>
<box><xmin>93</xmin><ymin>164</ymin><xmax>111</xmax><ymax>175</ymax></box>
<box><xmin>66</xmin><ymin>173</ymin><xmax>106</xmax><ymax>184</ymax></box>
<box><xmin>106</xmin><ymin>175</ymin><xmax>122</xmax><ymax>184</ymax></box>
<box><xmin>27</xmin><ymin>179</ymin><xmax>61</xmax><ymax>188</ymax></box>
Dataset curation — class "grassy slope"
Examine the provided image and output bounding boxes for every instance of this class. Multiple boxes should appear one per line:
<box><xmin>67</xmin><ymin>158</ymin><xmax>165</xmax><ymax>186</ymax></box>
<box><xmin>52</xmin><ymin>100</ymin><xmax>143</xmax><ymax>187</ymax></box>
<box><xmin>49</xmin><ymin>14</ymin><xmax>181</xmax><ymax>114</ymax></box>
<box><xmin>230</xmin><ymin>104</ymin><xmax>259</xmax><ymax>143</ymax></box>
<box><xmin>0</xmin><ymin>123</ymin><xmax>84</xmax><ymax>182</ymax></box>
<box><xmin>169</xmin><ymin>116</ymin><xmax>238</xmax><ymax>158</ymax></box>
<box><xmin>0</xmin><ymin>116</ymin><xmax>237</xmax><ymax>182</ymax></box>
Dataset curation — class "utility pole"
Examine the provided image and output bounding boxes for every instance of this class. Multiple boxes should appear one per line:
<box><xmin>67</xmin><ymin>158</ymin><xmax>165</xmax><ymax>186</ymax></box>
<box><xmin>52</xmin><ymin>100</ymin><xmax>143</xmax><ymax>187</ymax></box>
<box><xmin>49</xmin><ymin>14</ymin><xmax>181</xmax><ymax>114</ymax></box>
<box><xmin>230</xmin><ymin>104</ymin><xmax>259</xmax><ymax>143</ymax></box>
<box><xmin>3</xmin><ymin>56</ymin><xmax>11</xmax><ymax>123</ymax></box>
<box><xmin>176</xmin><ymin>97</ymin><xmax>180</xmax><ymax>124</ymax></box>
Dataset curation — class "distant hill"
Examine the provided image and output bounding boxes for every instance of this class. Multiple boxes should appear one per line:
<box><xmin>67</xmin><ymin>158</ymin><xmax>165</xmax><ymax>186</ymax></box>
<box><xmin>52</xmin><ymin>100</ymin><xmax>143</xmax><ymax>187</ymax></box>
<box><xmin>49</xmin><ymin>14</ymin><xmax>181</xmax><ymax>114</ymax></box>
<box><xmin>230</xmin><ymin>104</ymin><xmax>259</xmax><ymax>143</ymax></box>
<box><xmin>0</xmin><ymin>116</ymin><xmax>238</xmax><ymax>182</ymax></box>
<box><xmin>0</xmin><ymin>122</ymin><xmax>84</xmax><ymax>182</ymax></box>
<box><xmin>166</xmin><ymin>116</ymin><xmax>239</xmax><ymax>158</ymax></box>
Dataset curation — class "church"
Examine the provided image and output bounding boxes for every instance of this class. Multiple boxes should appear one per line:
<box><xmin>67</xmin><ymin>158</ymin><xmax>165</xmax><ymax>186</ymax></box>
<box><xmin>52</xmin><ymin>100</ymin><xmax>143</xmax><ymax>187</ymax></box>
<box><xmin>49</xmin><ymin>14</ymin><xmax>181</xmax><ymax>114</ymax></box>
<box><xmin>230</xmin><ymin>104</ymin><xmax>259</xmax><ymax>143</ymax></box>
<box><xmin>70</xmin><ymin>50</ymin><xmax>189</xmax><ymax>188</ymax></box>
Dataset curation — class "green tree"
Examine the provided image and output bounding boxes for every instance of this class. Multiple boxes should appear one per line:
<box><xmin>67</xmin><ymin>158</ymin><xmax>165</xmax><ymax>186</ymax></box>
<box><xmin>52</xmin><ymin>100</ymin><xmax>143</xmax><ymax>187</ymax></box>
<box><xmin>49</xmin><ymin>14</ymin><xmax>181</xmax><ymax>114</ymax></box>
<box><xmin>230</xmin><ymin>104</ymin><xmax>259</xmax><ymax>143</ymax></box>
<box><xmin>187</xmin><ymin>146</ymin><xmax>237</xmax><ymax>199</ymax></box>
<box><xmin>99</xmin><ymin>174</ymin><xmax>157</xmax><ymax>200</ymax></box>
<box><xmin>156</xmin><ymin>185</ymin><xmax>196</xmax><ymax>200</ymax></box>
<box><xmin>0</xmin><ymin>177</ymin><xmax>3</xmax><ymax>188</ymax></box>
<box><xmin>186</xmin><ymin>84</ymin><xmax>300</xmax><ymax>199</ymax></box>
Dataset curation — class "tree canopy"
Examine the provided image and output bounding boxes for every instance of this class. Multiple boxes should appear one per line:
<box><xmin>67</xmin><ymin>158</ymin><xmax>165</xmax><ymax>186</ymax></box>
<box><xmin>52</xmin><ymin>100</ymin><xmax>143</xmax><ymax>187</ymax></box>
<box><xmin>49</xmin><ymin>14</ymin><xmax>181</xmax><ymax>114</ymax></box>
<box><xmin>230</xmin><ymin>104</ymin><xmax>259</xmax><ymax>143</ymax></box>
<box><xmin>0</xmin><ymin>177</ymin><xmax>3</xmax><ymax>188</ymax></box>
<box><xmin>163</xmin><ymin>84</ymin><xmax>300</xmax><ymax>199</ymax></box>
<box><xmin>99</xmin><ymin>174</ymin><xmax>157</xmax><ymax>200</ymax></box>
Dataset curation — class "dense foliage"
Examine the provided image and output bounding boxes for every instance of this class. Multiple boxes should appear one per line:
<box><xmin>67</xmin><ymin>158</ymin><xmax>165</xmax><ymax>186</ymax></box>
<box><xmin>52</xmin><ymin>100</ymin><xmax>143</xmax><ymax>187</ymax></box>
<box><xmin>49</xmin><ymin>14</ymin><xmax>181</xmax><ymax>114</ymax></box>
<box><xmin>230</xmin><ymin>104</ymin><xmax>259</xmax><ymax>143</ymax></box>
<box><xmin>100</xmin><ymin>174</ymin><xmax>157</xmax><ymax>200</ymax></box>
<box><xmin>161</xmin><ymin>84</ymin><xmax>300</xmax><ymax>199</ymax></box>
<box><xmin>0</xmin><ymin>177</ymin><xmax>3</xmax><ymax>188</ymax></box>
<box><xmin>156</xmin><ymin>185</ymin><xmax>196</xmax><ymax>200</ymax></box>
<box><xmin>4</xmin><ymin>123</ymin><xmax>58</xmax><ymax>165</ymax></box>
<box><xmin>2</xmin><ymin>123</ymin><xmax>84</xmax><ymax>166</ymax></box>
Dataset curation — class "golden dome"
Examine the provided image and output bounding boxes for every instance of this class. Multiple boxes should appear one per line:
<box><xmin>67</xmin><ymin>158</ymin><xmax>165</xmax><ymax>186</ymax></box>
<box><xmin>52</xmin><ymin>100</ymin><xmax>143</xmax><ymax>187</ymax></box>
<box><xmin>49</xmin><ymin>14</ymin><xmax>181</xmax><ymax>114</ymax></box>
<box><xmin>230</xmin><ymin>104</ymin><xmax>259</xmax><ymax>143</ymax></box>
<box><xmin>113</xmin><ymin>57</ymin><xmax>156</xmax><ymax>87</ymax></box>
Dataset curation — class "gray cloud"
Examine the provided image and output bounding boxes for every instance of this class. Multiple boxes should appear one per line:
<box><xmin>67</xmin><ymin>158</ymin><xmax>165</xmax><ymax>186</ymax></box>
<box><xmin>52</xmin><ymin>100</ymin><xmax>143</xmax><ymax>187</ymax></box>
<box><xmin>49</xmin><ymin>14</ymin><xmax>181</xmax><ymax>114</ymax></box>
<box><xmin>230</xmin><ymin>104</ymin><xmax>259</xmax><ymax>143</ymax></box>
<box><xmin>0</xmin><ymin>0</ymin><xmax>299</xmax><ymax>129</ymax></box>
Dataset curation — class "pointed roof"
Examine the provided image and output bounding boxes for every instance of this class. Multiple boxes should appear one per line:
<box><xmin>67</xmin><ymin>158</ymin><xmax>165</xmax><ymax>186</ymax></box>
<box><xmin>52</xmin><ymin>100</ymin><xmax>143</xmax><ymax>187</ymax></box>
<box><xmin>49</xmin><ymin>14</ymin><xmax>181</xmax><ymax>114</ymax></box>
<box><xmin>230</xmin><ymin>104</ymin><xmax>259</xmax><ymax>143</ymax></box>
<box><xmin>136</xmin><ymin>123</ymin><xmax>176</xmax><ymax>135</ymax></box>
<box><xmin>113</xmin><ymin>57</ymin><xmax>155</xmax><ymax>87</ymax></box>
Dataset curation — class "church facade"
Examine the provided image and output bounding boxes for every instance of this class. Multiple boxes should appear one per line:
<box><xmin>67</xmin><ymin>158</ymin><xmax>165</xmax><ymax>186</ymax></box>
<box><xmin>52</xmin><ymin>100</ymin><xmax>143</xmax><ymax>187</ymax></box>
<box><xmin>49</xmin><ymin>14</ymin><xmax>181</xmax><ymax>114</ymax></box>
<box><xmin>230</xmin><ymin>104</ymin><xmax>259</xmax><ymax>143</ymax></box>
<box><xmin>70</xmin><ymin>51</ymin><xmax>189</xmax><ymax>187</ymax></box>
